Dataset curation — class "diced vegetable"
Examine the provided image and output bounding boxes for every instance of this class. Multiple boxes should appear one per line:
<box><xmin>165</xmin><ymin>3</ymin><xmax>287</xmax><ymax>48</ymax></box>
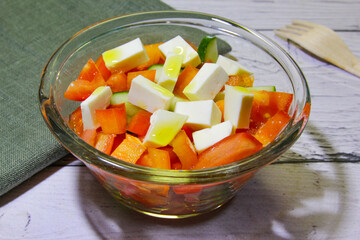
<box><xmin>135</xmin><ymin>43</ymin><xmax>164</xmax><ymax>71</ymax></box>
<box><xmin>194</xmin><ymin>132</ymin><xmax>263</xmax><ymax>169</ymax></box>
<box><xmin>254</xmin><ymin>110</ymin><xmax>291</xmax><ymax>145</ymax></box>
<box><xmin>173</xmin><ymin>65</ymin><xmax>199</xmax><ymax>99</ymax></box>
<box><xmin>147</xmin><ymin>64</ymin><xmax>163</xmax><ymax>83</ymax></box>
<box><xmin>197</xmin><ymin>36</ymin><xmax>218</xmax><ymax>63</ymax></box>
<box><xmin>111</xmin><ymin>134</ymin><xmax>146</xmax><ymax>164</ymax></box>
<box><xmin>110</xmin><ymin>91</ymin><xmax>141</xmax><ymax>118</ymax></box>
<box><xmin>94</xmin><ymin>132</ymin><xmax>116</xmax><ymax>154</ymax></box>
<box><xmin>170</xmin><ymin>130</ymin><xmax>198</xmax><ymax>170</ymax></box>
<box><xmin>127</xmin><ymin>110</ymin><xmax>152</xmax><ymax>136</ymax></box>
<box><xmin>137</xmin><ymin>147</ymin><xmax>171</xmax><ymax>169</ymax></box>
<box><xmin>225</xmin><ymin>73</ymin><xmax>254</xmax><ymax>88</ymax></box>
<box><xmin>106</xmin><ymin>72</ymin><xmax>127</xmax><ymax>92</ymax></box>
<box><xmin>127</xmin><ymin>69</ymin><xmax>156</xmax><ymax>90</ymax></box>
<box><xmin>95</xmin><ymin>55</ymin><xmax>112</xmax><ymax>80</ymax></box>
<box><xmin>95</xmin><ymin>104</ymin><xmax>127</xmax><ymax>134</ymax></box>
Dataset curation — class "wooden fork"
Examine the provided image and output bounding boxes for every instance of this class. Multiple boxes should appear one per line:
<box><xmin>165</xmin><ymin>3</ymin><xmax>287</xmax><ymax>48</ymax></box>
<box><xmin>275</xmin><ymin>20</ymin><xmax>360</xmax><ymax>78</ymax></box>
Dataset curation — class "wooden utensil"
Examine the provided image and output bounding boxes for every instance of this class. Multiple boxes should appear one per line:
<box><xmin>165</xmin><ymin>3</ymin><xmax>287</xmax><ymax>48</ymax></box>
<box><xmin>275</xmin><ymin>20</ymin><xmax>360</xmax><ymax>78</ymax></box>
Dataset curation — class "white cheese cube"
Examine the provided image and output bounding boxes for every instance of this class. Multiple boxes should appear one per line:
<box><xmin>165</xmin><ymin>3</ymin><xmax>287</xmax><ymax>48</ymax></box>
<box><xmin>158</xmin><ymin>35</ymin><xmax>201</xmax><ymax>68</ymax></box>
<box><xmin>157</xmin><ymin>53</ymin><xmax>182</xmax><ymax>91</ymax></box>
<box><xmin>102</xmin><ymin>38</ymin><xmax>149</xmax><ymax>72</ymax></box>
<box><xmin>169</xmin><ymin>95</ymin><xmax>189</xmax><ymax>111</ymax></box>
<box><xmin>224</xmin><ymin>85</ymin><xmax>254</xmax><ymax>129</ymax></box>
<box><xmin>183</xmin><ymin>63</ymin><xmax>228</xmax><ymax>101</ymax></box>
<box><xmin>80</xmin><ymin>86</ymin><xmax>112</xmax><ymax>130</ymax></box>
<box><xmin>174</xmin><ymin>100</ymin><xmax>221</xmax><ymax>130</ymax></box>
<box><xmin>143</xmin><ymin>109</ymin><xmax>188</xmax><ymax>148</ymax></box>
<box><xmin>127</xmin><ymin>75</ymin><xmax>174</xmax><ymax>113</ymax></box>
<box><xmin>216</xmin><ymin>55</ymin><xmax>252</xmax><ymax>75</ymax></box>
<box><xmin>193</xmin><ymin>121</ymin><xmax>233</xmax><ymax>152</ymax></box>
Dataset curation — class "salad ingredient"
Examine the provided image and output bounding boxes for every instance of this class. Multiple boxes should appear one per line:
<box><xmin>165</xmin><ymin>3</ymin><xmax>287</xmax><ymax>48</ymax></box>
<box><xmin>80</xmin><ymin>129</ymin><xmax>97</xmax><ymax>146</ymax></box>
<box><xmin>94</xmin><ymin>132</ymin><xmax>115</xmax><ymax>155</ymax></box>
<box><xmin>127</xmin><ymin>75</ymin><xmax>174</xmax><ymax>113</ymax></box>
<box><xmin>147</xmin><ymin>64</ymin><xmax>163</xmax><ymax>83</ymax></box>
<box><xmin>174</xmin><ymin>100</ymin><xmax>221</xmax><ymax>130</ymax></box>
<box><xmin>135</xmin><ymin>43</ymin><xmax>164</xmax><ymax>71</ymax></box>
<box><xmin>143</xmin><ymin>109</ymin><xmax>188</xmax><ymax>148</ymax></box>
<box><xmin>158</xmin><ymin>35</ymin><xmax>201</xmax><ymax>67</ymax></box>
<box><xmin>170</xmin><ymin>130</ymin><xmax>198</xmax><ymax>170</ymax></box>
<box><xmin>102</xmin><ymin>38</ymin><xmax>149</xmax><ymax>72</ymax></box>
<box><xmin>111</xmin><ymin>134</ymin><xmax>146</xmax><ymax>164</ymax></box>
<box><xmin>254</xmin><ymin>110</ymin><xmax>291</xmax><ymax>145</ymax></box>
<box><xmin>247</xmin><ymin>86</ymin><xmax>276</xmax><ymax>92</ymax></box>
<box><xmin>173</xmin><ymin>65</ymin><xmax>199</xmax><ymax>99</ymax></box>
<box><xmin>127</xmin><ymin>110</ymin><xmax>152</xmax><ymax>136</ymax></box>
<box><xmin>80</xmin><ymin>86</ymin><xmax>112</xmax><ymax>130</ymax></box>
<box><xmin>106</xmin><ymin>71</ymin><xmax>127</xmax><ymax>92</ymax></box>
<box><xmin>192</xmin><ymin>120</ymin><xmax>233</xmax><ymax>153</ymax></box>
<box><xmin>225</xmin><ymin>73</ymin><xmax>254</xmax><ymax>88</ymax></box>
<box><xmin>110</xmin><ymin>91</ymin><xmax>141</xmax><ymax>118</ymax></box>
<box><xmin>224</xmin><ymin>85</ymin><xmax>254</xmax><ymax>129</ymax></box>
<box><xmin>95</xmin><ymin>55</ymin><xmax>112</xmax><ymax>80</ymax></box>
<box><xmin>197</xmin><ymin>36</ymin><xmax>218</xmax><ymax>63</ymax></box>
<box><xmin>183</xmin><ymin>63</ymin><xmax>228</xmax><ymax>101</ymax></box>
<box><xmin>216</xmin><ymin>55</ymin><xmax>252</xmax><ymax>76</ymax></box>
<box><xmin>127</xmin><ymin>69</ymin><xmax>156</xmax><ymax>90</ymax></box>
<box><xmin>194</xmin><ymin>132</ymin><xmax>263</xmax><ymax>169</ymax></box>
<box><xmin>95</xmin><ymin>104</ymin><xmax>127</xmax><ymax>134</ymax></box>
<box><xmin>158</xmin><ymin>53</ymin><xmax>183</xmax><ymax>91</ymax></box>
<box><xmin>137</xmin><ymin>147</ymin><xmax>171</xmax><ymax>169</ymax></box>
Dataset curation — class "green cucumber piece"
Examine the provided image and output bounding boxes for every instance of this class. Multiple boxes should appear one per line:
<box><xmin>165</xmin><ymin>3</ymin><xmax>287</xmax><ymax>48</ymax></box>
<box><xmin>147</xmin><ymin>64</ymin><xmax>163</xmax><ymax>83</ymax></box>
<box><xmin>247</xmin><ymin>86</ymin><xmax>276</xmax><ymax>92</ymax></box>
<box><xmin>110</xmin><ymin>91</ymin><xmax>141</xmax><ymax>117</ymax></box>
<box><xmin>197</xmin><ymin>36</ymin><xmax>218</xmax><ymax>63</ymax></box>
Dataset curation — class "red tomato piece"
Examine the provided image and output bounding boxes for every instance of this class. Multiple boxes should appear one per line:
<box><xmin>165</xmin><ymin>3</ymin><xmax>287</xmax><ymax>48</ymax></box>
<box><xmin>95</xmin><ymin>104</ymin><xmax>127</xmax><ymax>134</ymax></box>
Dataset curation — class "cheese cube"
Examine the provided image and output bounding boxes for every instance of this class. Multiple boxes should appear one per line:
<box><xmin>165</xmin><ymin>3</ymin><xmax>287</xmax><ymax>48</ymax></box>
<box><xmin>193</xmin><ymin>121</ymin><xmax>233</xmax><ymax>152</ymax></box>
<box><xmin>216</xmin><ymin>55</ymin><xmax>252</xmax><ymax>75</ymax></box>
<box><xmin>102</xmin><ymin>38</ymin><xmax>149</xmax><ymax>72</ymax></box>
<box><xmin>143</xmin><ymin>109</ymin><xmax>188</xmax><ymax>148</ymax></box>
<box><xmin>224</xmin><ymin>85</ymin><xmax>254</xmax><ymax>129</ymax></box>
<box><xmin>183</xmin><ymin>63</ymin><xmax>228</xmax><ymax>101</ymax></box>
<box><xmin>159</xmin><ymin>35</ymin><xmax>201</xmax><ymax>68</ymax></box>
<box><xmin>174</xmin><ymin>100</ymin><xmax>221</xmax><ymax>130</ymax></box>
<box><xmin>157</xmin><ymin>53</ymin><xmax>183</xmax><ymax>91</ymax></box>
<box><xmin>127</xmin><ymin>75</ymin><xmax>174</xmax><ymax>113</ymax></box>
<box><xmin>80</xmin><ymin>86</ymin><xmax>112</xmax><ymax>130</ymax></box>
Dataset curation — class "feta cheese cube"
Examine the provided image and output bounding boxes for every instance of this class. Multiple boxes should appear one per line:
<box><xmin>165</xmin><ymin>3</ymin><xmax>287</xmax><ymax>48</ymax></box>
<box><xmin>143</xmin><ymin>109</ymin><xmax>188</xmax><ymax>148</ymax></box>
<box><xmin>183</xmin><ymin>63</ymin><xmax>228</xmax><ymax>101</ymax></box>
<box><xmin>224</xmin><ymin>85</ymin><xmax>254</xmax><ymax>129</ymax></box>
<box><xmin>159</xmin><ymin>35</ymin><xmax>201</xmax><ymax>68</ymax></box>
<box><xmin>80</xmin><ymin>86</ymin><xmax>112</xmax><ymax>130</ymax></box>
<box><xmin>102</xmin><ymin>38</ymin><xmax>149</xmax><ymax>72</ymax></box>
<box><xmin>193</xmin><ymin>121</ymin><xmax>233</xmax><ymax>152</ymax></box>
<box><xmin>174</xmin><ymin>100</ymin><xmax>221</xmax><ymax>130</ymax></box>
<box><xmin>157</xmin><ymin>53</ymin><xmax>182</xmax><ymax>91</ymax></box>
<box><xmin>216</xmin><ymin>55</ymin><xmax>252</xmax><ymax>75</ymax></box>
<box><xmin>127</xmin><ymin>75</ymin><xmax>174</xmax><ymax>113</ymax></box>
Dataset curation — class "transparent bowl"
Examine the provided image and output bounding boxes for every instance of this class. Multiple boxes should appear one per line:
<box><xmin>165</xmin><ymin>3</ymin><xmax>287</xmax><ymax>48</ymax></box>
<box><xmin>39</xmin><ymin>11</ymin><xmax>310</xmax><ymax>219</ymax></box>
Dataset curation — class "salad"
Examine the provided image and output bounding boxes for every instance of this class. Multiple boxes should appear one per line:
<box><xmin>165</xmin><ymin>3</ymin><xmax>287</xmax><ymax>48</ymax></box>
<box><xmin>65</xmin><ymin>35</ymin><xmax>293</xmax><ymax>170</ymax></box>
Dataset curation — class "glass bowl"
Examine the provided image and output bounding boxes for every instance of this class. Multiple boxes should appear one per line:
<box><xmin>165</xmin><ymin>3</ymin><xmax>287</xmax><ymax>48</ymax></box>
<box><xmin>39</xmin><ymin>11</ymin><xmax>310</xmax><ymax>218</ymax></box>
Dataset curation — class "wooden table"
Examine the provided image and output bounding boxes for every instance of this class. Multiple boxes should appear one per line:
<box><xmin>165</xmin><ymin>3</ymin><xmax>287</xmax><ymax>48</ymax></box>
<box><xmin>1</xmin><ymin>0</ymin><xmax>359</xmax><ymax>239</ymax></box>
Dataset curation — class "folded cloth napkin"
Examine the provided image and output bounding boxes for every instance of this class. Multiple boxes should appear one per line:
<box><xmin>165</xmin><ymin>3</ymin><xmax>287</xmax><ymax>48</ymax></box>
<box><xmin>0</xmin><ymin>0</ymin><xmax>173</xmax><ymax>196</ymax></box>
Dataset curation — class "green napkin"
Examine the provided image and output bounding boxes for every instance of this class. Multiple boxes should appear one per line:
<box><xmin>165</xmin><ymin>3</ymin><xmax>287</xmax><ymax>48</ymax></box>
<box><xmin>0</xmin><ymin>0</ymin><xmax>173</xmax><ymax>196</ymax></box>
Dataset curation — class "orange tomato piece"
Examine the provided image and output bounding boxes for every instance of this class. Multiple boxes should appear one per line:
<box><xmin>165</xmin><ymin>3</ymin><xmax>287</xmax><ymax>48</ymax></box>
<box><xmin>126</xmin><ymin>69</ymin><xmax>156</xmax><ymax>90</ymax></box>
<box><xmin>254</xmin><ymin>110</ymin><xmax>291</xmax><ymax>146</ymax></box>
<box><xmin>95</xmin><ymin>104</ymin><xmax>127</xmax><ymax>134</ymax></box>
<box><xmin>68</xmin><ymin>107</ymin><xmax>83</xmax><ymax>136</ymax></box>
<box><xmin>94</xmin><ymin>132</ymin><xmax>116</xmax><ymax>155</ymax></box>
<box><xmin>135</xmin><ymin>43</ymin><xmax>163</xmax><ymax>71</ymax></box>
<box><xmin>80</xmin><ymin>129</ymin><xmax>97</xmax><ymax>147</ymax></box>
<box><xmin>170</xmin><ymin>130</ymin><xmax>198</xmax><ymax>170</ymax></box>
<box><xmin>78</xmin><ymin>58</ymin><xmax>100</xmax><ymax>81</ymax></box>
<box><xmin>106</xmin><ymin>71</ymin><xmax>127</xmax><ymax>92</ymax></box>
<box><xmin>173</xmin><ymin>65</ymin><xmax>199</xmax><ymax>99</ymax></box>
<box><xmin>111</xmin><ymin>134</ymin><xmax>146</xmax><ymax>164</ymax></box>
<box><xmin>95</xmin><ymin>55</ymin><xmax>112</xmax><ymax>80</ymax></box>
<box><xmin>193</xmin><ymin>132</ymin><xmax>263</xmax><ymax>169</ymax></box>
<box><xmin>215</xmin><ymin>99</ymin><xmax>225</xmax><ymax>121</ymax></box>
<box><xmin>127</xmin><ymin>110</ymin><xmax>152</xmax><ymax>136</ymax></box>
<box><xmin>137</xmin><ymin>147</ymin><xmax>171</xmax><ymax>169</ymax></box>
<box><xmin>225</xmin><ymin>73</ymin><xmax>254</xmax><ymax>88</ymax></box>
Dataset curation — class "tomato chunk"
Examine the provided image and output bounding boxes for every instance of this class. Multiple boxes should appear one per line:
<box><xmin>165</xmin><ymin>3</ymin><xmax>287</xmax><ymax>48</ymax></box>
<box><xmin>95</xmin><ymin>104</ymin><xmax>127</xmax><ymax>134</ymax></box>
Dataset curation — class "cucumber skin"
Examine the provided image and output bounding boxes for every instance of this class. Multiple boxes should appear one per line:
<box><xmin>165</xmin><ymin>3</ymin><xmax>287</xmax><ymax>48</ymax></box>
<box><xmin>110</xmin><ymin>91</ymin><xmax>141</xmax><ymax>117</ymax></box>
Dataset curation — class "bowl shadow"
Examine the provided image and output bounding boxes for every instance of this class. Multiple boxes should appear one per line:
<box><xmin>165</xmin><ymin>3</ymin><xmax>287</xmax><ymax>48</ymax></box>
<box><xmin>77</xmin><ymin>122</ymin><xmax>347</xmax><ymax>239</ymax></box>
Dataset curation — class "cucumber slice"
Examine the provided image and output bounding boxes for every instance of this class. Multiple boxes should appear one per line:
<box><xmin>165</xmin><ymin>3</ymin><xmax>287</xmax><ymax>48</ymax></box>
<box><xmin>247</xmin><ymin>86</ymin><xmax>276</xmax><ymax>92</ymax></box>
<box><xmin>110</xmin><ymin>91</ymin><xmax>141</xmax><ymax>117</ymax></box>
<box><xmin>197</xmin><ymin>36</ymin><xmax>218</xmax><ymax>63</ymax></box>
<box><xmin>147</xmin><ymin>64</ymin><xmax>163</xmax><ymax>83</ymax></box>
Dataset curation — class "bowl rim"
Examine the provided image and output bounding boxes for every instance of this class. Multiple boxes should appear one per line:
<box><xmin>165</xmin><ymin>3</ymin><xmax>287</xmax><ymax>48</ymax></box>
<box><xmin>39</xmin><ymin>10</ymin><xmax>311</xmax><ymax>184</ymax></box>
